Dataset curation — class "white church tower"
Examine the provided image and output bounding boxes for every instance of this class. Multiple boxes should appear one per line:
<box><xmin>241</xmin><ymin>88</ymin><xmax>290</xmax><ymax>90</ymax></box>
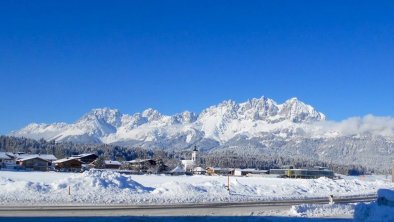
<box><xmin>181</xmin><ymin>146</ymin><xmax>198</xmax><ymax>172</ymax></box>
<box><xmin>192</xmin><ymin>146</ymin><xmax>198</xmax><ymax>163</ymax></box>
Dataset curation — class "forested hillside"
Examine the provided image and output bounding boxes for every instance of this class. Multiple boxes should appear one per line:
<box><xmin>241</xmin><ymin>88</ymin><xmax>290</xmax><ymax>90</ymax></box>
<box><xmin>0</xmin><ymin>136</ymin><xmax>371</xmax><ymax>175</ymax></box>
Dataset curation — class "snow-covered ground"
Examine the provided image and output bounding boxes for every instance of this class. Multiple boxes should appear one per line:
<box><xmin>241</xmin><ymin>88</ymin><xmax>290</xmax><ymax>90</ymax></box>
<box><xmin>0</xmin><ymin>170</ymin><xmax>391</xmax><ymax>206</ymax></box>
<box><xmin>290</xmin><ymin>204</ymin><xmax>355</xmax><ymax>218</ymax></box>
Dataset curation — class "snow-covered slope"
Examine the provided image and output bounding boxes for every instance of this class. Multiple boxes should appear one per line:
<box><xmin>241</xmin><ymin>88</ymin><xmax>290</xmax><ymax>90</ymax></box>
<box><xmin>10</xmin><ymin>97</ymin><xmax>325</xmax><ymax>145</ymax></box>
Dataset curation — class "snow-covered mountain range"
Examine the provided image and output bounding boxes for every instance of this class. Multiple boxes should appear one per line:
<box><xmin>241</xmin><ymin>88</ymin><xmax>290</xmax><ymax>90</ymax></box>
<box><xmin>10</xmin><ymin>96</ymin><xmax>394</xmax><ymax>171</ymax></box>
<box><xmin>11</xmin><ymin>97</ymin><xmax>326</xmax><ymax>145</ymax></box>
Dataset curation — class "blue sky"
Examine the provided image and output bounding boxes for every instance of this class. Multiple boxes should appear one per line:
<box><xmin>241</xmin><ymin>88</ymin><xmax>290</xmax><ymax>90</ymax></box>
<box><xmin>1</xmin><ymin>0</ymin><xmax>394</xmax><ymax>134</ymax></box>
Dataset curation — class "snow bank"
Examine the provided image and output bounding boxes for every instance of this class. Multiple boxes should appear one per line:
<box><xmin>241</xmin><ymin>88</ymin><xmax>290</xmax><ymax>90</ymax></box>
<box><xmin>378</xmin><ymin>188</ymin><xmax>394</xmax><ymax>202</ymax></box>
<box><xmin>50</xmin><ymin>170</ymin><xmax>153</xmax><ymax>204</ymax></box>
<box><xmin>0</xmin><ymin>170</ymin><xmax>153</xmax><ymax>205</ymax></box>
<box><xmin>290</xmin><ymin>204</ymin><xmax>355</xmax><ymax>217</ymax></box>
<box><xmin>0</xmin><ymin>171</ymin><xmax>391</xmax><ymax>206</ymax></box>
<box><xmin>354</xmin><ymin>189</ymin><xmax>394</xmax><ymax>221</ymax></box>
<box><xmin>53</xmin><ymin>170</ymin><xmax>150</xmax><ymax>192</ymax></box>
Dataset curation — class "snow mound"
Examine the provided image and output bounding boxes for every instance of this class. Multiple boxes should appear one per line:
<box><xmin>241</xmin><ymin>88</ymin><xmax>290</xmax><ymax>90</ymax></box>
<box><xmin>53</xmin><ymin>170</ymin><xmax>151</xmax><ymax>192</ymax></box>
<box><xmin>378</xmin><ymin>188</ymin><xmax>394</xmax><ymax>202</ymax></box>
<box><xmin>0</xmin><ymin>177</ymin><xmax>50</xmax><ymax>193</ymax></box>
<box><xmin>354</xmin><ymin>189</ymin><xmax>394</xmax><ymax>221</ymax></box>
<box><xmin>0</xmin><ymin>176</ymin><xmax>53</xmax><ymax>204</ymax></box>
<box><xmin>290</xmin><ymin>204</ymin><xmax>355</xmax><ymax>217</ymax></box>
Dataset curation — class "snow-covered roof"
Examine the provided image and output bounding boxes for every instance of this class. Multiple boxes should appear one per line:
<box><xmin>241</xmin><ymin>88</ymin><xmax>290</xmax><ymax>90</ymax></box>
<box><xmin>53</xmin><ymin>157</ymin><xmax>81</xmax><ymax>164</ymax></box>
<box><xmin>5</xmin><ymin>152</ymin><xmax>16</xmax><ymax>157</ymax></box>
<box><xmin>181</xmin><ymin>160</ymin><xmax>194</xmax><ymax>164</ymax></box>
<box><xmin>235</xmin><ymin>168</ymin><xmax>254</xmax><ymax>171</ymax></box>
<box><xmin>207</xmin><ymin>167</ymin><xmax>232</xmax><ymax>171</ymax></box>
<box><xmin>128</xmin><ymin>159</ymin><xmax>154</xmax><ymax>163</ymax></box>
<box><xmin>171</xmin><ymin>166</ymin><xmax>185</xmax><ymax>173</ymax></box>
<box><xmin>105</xmin><ymin>160</ymin><xmax>122</xmax><ymax>166</ymax></box>
<box><xmin>18</xmin><ymin>156</ymin><xmax>49</xmax><ymax>162</ymax></box>
<box><xmin>16</xmin><ymin>154</ymin><xmax>57</xmax><ymax>161</ymax></box>
<box><xmin>41</xmin><ymin>154</ymin><xmax>58</xmax><ymax>161</ymax></box>
<box><xmin>73</xmin><ymin>153</ymin><xmax>97</xmax><ymax>158</ymax></box>
<box><xmin>193</xmin><ymin>167</ymin><xmax>206</xmax><ymax>172</ymax></box>
<box><xmin>235</xmin><ymin>168</ymin><xmax>267</xmax><ymax>172</ymax></box>
<box><xmin>0</xmin><ymin>152</ymin><xmax>12</xmax><ymax>160</ymax></box>
<box><xmin>207</xmin><ymin>167</ymin><xmax>220</xmax><ymax>170</ymax></box>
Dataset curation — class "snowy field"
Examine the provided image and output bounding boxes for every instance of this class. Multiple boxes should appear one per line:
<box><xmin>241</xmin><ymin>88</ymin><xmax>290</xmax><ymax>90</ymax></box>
<box><xmin>0</xmin><ymin>170</ymin><xmax>392</xmax><ymax>206</ymax></box>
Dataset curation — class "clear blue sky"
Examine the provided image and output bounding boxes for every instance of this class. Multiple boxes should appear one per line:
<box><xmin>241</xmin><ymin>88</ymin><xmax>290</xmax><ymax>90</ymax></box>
<box><xmin>1</xmin><ymin>0</ymin><xmax>394</xmax><ymax>134</ymax></box>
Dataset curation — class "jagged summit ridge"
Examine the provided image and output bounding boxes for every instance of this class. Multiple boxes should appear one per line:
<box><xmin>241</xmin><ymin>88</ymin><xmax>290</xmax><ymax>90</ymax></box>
<box><xmin>78</xmin><ymin>107</ymin><xmax>122</xmax><ymax>127</ymax></box>
<box><xmin>10</xmin><ymin>97</ymin><xmax>325</xmax><ymax>145</ymax></box>
<box><xmin>279</xmin><ymin>97</ymin><xmax>326</xmax><ymax>123</ymax></box>
<box><xmin>198</xmin><ymin>97</ymin><xmax>325</xmax><ymax>123</ymax></box>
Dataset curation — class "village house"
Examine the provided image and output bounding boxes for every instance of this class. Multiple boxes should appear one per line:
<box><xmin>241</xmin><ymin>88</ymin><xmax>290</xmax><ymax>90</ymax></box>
<box><xmin>192</xmin><ymin>166</ymin><xmax>206</xmax><ymax>175</ymax></box>
<box><xmin>88</xmin><ymin>160</ymin><xmax>122</xmax><ymax>169</ymax></box>
<box><xmin>72</xmin><ymin>153</ymin><xmax>98</xmax><ymax>164</ymax></box>
<box><xmin>128</xmin><ymin>159</ymin><xmax>156</xmax><ymax>170</ymax></box>
<box><xmin>16</xmin><ymin>154</ymin><xmax>57</xmax><ymax>168</ymax></box>
<box><xmin>126</xmin><ymin>159</ymin><xmax>167</xmax><ymax>173</ymax></box>
<box><xmin>104</xmin><ymin>160</ymin><xmax>122</xmax><ymax>169</ymax></box>
<box><xmin>53</xmin><ymin>157</ymin><xmax>83</xmax><ymax>172</ymax></box>
<box><xmin>0</xmin><ymin>152</ymin><xmax>58</xmax><ymax>169</ymax></box>
<box><xmin>233</xmin><ymin>168</ymin><xmax>268</xmax><ymax>177</ymax></box>
<box><xmin>269</xmin><ymin>166</ymin><xmax>334</xmax><ymax>179</ymax></box>
<box><xmin>206</xmin><ymin>167</ymin><xmax>234</xmax><ymax>176</ymax></box>
<box><xmin>17</xmin><ymin>154</ymin><xmax>57</xmax><ymax>162</ymax></box>
<box><xmin>88</xmin><ymin>159</ymin><xmax>123</xmax><ymax>170</ymax></box>
<box><xmin>0</xmin><ymin>152</ymin><xmax>15</xmax><ymax>169</ymax></box>
<box><xmin>170</xmin><ymin>166</ymin><xmax>186</xmax><ymax>175</ymax></box>
<box><xmin>18</xmin><ymin>156</ymin><xmax>50</xmax><ymax>171</ymax></box>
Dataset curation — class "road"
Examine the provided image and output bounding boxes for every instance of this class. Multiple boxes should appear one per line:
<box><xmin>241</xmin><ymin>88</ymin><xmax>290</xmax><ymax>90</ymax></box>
<box><xmin>0</xmin><ymin>195</ymin><xmax>376</xmax><ymax>217</ymax></box>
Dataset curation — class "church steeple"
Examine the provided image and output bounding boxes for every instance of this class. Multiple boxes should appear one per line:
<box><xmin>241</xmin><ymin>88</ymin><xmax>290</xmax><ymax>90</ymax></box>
<box><xmin>192</xmin><ymin>146</ymin><xmax>198</xmax><ymax>162</ymax></box>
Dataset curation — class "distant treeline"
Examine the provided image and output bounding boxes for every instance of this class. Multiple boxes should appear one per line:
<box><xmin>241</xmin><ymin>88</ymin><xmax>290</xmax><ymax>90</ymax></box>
<box><xmin>197</xmin><ymin>151</ymin><xmax>370</xmax><ymax>175</ymax></box>
<box><xmin>0</xmin><ymin>135</ymin><xmax>371</xmax><ymax>175</ymax></box>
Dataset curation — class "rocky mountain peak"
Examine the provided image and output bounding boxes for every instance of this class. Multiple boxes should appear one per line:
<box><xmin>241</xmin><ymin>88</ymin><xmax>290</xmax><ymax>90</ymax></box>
<box><xmin>279</xmin><ymin>98</ymin><xmax>325</xmax><ymax>122</ymax></box>
<box><xmin>141</xmin><ymin>108</ymin><xmax>162</xmax><ymax>121</ymax></box>
<box><xmin>78</xmin><ymin>107</ymin><xmax>122</xmax><ymax>127</ymax></box>
<box><xmin>174</xmin><ymin>111</ymin><xmax>198</xmax><ymax>123</ymax></box>
<box><xmin>239</xmin><ymin>96</ymin><xmax>279</xmax><ymax>120</ymax></box>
